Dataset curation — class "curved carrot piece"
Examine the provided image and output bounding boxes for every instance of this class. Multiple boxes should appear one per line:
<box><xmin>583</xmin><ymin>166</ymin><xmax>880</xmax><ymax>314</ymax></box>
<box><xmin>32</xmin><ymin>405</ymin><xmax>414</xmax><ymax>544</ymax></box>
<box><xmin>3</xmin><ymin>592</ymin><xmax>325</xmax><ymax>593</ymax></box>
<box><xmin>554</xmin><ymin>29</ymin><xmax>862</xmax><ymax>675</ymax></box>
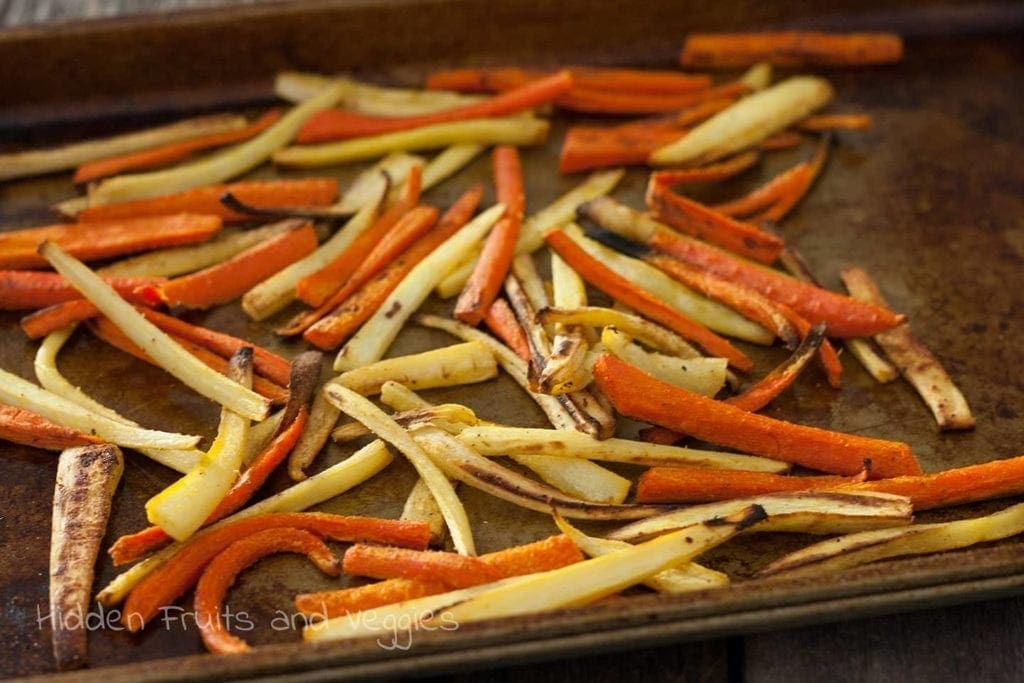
<box><xmin>295</xmin><ymin>166</ymin><xmax>422</xmax><ymax>307</ymax></box>
<box><xmin>645</xmin><ymin>176</ymin><xmax>784</xmax><ymax>264</ymax></box>
<box><xmin>343</xmin><ymin>544</ymin><xmax>501</xmax><ymax>588</ymax></box>
<box><xmin>297</xmin><ymin>71</ymin><xmax>572</xmax><ymax>143</ymax></box>
<box><xmin>73</xmin><ymin>109</ymin><xmax>282</xmax><ymax>184</ymax></box>
<box><xmin>295</xmin><ymin>534</ymin><xmax>582</xmax><ymax>618</ymax></box>
<box><xmin>779</xmin><ymin>305</ymin><xmax>843</xmax><ymax>389</ymax></box>
<box><xmin>799</xmin><ymin>114</ymin><xmax>873</xmax><ymax>132</ymax></box>
<box><xmin>711</xmin><ymin>162</ymin><xmax>811</xmax><ymax>218</ymax></box>
<box><xmin>454</xmin><ymin>145</ymin><xmax>524</xmax><ymax>326</ymax></box>
<box><xmin>108</xmin><ymin>525</ymin><xmax>169</xmax><ymax>566</ymax></box>
<box><xmin>426</xmin><ymin>67</ymin><xmax>710</xmax><ymax>94</ymax></box>
<box><xmin>484</xmin><ymin>298</ymin><xmax>531</xmax><ymax>362</ymax></box>
<box><xmin>77</xmin><ymin>178</ymin><xmax>338</xmax><ymax>223</ymax></box>
<box><xmin>0</xmin><ymin>404</ymin><xmax>102</xmax><ymax>450</ymax></box>
<box><xmin>752</xmin><ymin>134</ymin><xmax>831</xmax><ymax>222</ymax></box>
<box><xmin>554</xmin><ymin>81</ymin><xmax>748</xmax><ymax>115</ymax></box>
<box><xmin>145</xmin><ymin>223</ymin><xmax>318</xmax><ymax>310</ymax></box>
<box><xmin>648</xmin><ymin>151</ymin><xmax>760</xmax><ymax>186</ymax></box>
<box><xmin>195</xmin><ymin>527</ymin><xmax>340</xmax><ymax>654</ymax></box>
<box><xmin>725</xmin><ymin>322</ymin><xmax>825</xmax><ymax>412</ymax></box>
<box><xmin>0</xmin><ymin>214</ymin><xmax>222</xmax><ymax>269</ymax></box>
<box><xmin>646</xmin><ymin>228</ymin><xmax>904</xmax><ymax>337</ymax></box>
<box><xmin>637</xmin><ymin>465</ymin><xmax>860</xmax><ymax>504</ymax></box>
<box><xmin>758</xmin><ymin>130</ymin><xmax>804</xmax><ymax>151</ymax></box>
<box><xmin>679</xmin><ymin>32</ymin><xmax>904</xmax><ymax>69</ymax></box>
<box><xmin>593</xmin><ymin>353</ymin><xmax>921</xmax><ymax>477</ymax></box>
<box><xmin>544</xmin><ymin>229</ymin><xmax>753</xmax><ymax>372</ymax></box>
<box><xmin>122</xmin><ymin>512</ymin><xmax>430</xmax><ymax>630</ymax></box>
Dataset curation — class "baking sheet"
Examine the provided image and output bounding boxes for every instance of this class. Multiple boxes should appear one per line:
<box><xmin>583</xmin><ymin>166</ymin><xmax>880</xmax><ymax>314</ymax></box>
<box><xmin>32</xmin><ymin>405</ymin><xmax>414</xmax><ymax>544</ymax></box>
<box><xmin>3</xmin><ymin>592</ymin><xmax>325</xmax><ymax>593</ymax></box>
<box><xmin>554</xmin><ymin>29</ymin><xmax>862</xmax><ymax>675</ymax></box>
<box><xmin>1</xmin><ymin>1</ymin><xmax>1023</xmax><ymax>679</ymax></box>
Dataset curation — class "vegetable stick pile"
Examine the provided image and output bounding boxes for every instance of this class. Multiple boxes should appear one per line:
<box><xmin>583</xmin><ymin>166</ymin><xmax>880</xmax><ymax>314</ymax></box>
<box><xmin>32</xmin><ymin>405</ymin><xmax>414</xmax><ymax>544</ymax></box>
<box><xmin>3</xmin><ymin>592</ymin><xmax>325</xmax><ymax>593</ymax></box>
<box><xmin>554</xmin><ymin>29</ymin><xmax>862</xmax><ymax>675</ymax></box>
<box><xmin>1</xmin><ymin>29</ymin><xmax>1016</xmax><ymax>670</ymax></box>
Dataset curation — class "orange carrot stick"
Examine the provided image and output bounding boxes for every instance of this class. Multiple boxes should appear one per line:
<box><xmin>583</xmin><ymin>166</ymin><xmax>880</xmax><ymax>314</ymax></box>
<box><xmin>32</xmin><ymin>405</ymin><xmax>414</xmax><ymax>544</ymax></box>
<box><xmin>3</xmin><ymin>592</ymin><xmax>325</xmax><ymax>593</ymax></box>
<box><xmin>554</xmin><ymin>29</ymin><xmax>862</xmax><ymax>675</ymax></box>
<box><xmin>454</xmin><ymin>145</ymin><xmax>525</xmax><ymax>326</ymax></box>
<box><xmin>725</xmin><ymin>322</ymin><xmax>825</xmax><ymax>412</ymax></box>
<box><xmin>554</xmin><ymin>82</ymin><xmax>748</xmax><ymax>115</ymax></box>
<box><xmin>0</xmin><ymin>404</ymin><xmax>102</xmax><ymax>450</ymax></box>
<box><xmin>297</xmin><ymin>71</ymin><xmax>573</xmax><ymax>144</ymax></box>
<box><xmin>73</xmin><ymin>109</ymin><xmax>283</xmax><ymax>184</ymax></box>
<box><xmin>0</xmin><ymin>271</ymin><xmax>163</xmax><ymax>311</ymax></box>
<box><xmin>647</xmin><ymin>151</ymin><xmax>761</xmax><ymax>186</ymax></box>
<box><xmin>76</xmin><ymin>178</ymin><xmax>338</xmax><ymax>223</ymax></box>
<box><xmin>593</xmin><ymin>353</ymin><xmax>921</xmax><ymax>477</ymax></box>
<box><xmin>140</xmin><ymin>222</ymin><xmax>317</xmax><ymax>310</ymax></box>
<box><xmin>108</xmin><ymin>526</ymin><xmax>170</xmax><ymax>566</ymax></box>
<box><xmin>751</xmin><ymin>134</ymin><xmax>831</xmax><ymax>222</ymax></box>
<box><xmin>0</xmin><ymin>214</ymin><xmax>222</xmax><ymax>269</ymax></box>
<box><xmin>122</xmin><ymin>512</ymin><xmax>429</xmax><ymax>630</ymax></box>
<box><xmin>20</xmin><ymin>300</ymin><xmax>106</xmax><ymax>340</ymax></box>
<box><xmin>645</xmin><ymin>176</ymin><xmax>784</xmax><ymax>264</ymax></box>
<box><xmin>637</xmin><ymin>465</ymin><xmax>861</xmax><ymax>504</ymax></box>
<box><xmin>711</xmin><ymin>161</ymin><xmax>812</xmax><ymax>218</ymax></box>
<box><xmin>781</xmin><ymin>305</ymin><xmax>843</xmax><ymax>389</ymax></box>
<box><xmin>484</xmin><ymin>297</ymin><xmax>531</xmax><ymax>362</ymax></box>
<box><xmin>835</xmin><ymin>455</ymin><xmax>1024</xmax><ymax>511</ymax></box>
<box><xmin>559</xmin><ymin>125</ymin><xmax>685</xmax><ymax>174</ymax></box>
<box><xmin>757</xmin><ymin>130</ymin><xmax>804</xmax><ymax>151</ymax></box>
<box><xmin>295</xmin><ymin>534</ymin><xmax>582</xmax><ymax>617</ymax></box>
<box><xmin>195</xmin><ymin>527</ymin><xmax>340</xmax><ymax>654</ymax></box>
<box><xmin>280</xmin><ymin>184</ymin><xmax>480</xmax><ymax>337</ymax></box>
<box><xmin>426</xmin><ymin>66</ymin><xmax>710</xmax><ymax>94</ymax></box>
<box><xmin>343</xmin><ymin>544</ymin><xmax>501</xmax><ymax>588</ymax></box>
<box><xmin>645</xmin><ymin>228</ymin><xmax>904</xmax><ymax>337</ymax></box>
<box><xmin>638</xmin><ymin>426</ymin><xmax>682</xmax><ymax>445</ymax></box>
<box><xmin>302</xmin><ymin>188</ymin><xmax>481</xmax><ymax>350</ymax></box>
<box><xmin>138</xmin><ymin>308</ymin><xmax>291</xmax><ymax>386</ymax></box>
<box><xmin>295</xmin><ymin>166</ymin><xmax>423</xmax><ymax>307</ymax></box>
<box><xmin>798</xmin><ymin>114</ymin><xmax>873</xmax><ymax>132</ymax></box>
<box><xmin>544</xmin><ymin>228</ymin><xmax>753</xmax><ymax>371</ymax></box>
<box><xmin>679</xmin><ymin>31</ymin><xmax>905</xmax><ymax>69</ymax></box>
<box><xmin>88</xmin><ymin>317</ymin><xmax>288</xmax><ymax>404</ymax></box>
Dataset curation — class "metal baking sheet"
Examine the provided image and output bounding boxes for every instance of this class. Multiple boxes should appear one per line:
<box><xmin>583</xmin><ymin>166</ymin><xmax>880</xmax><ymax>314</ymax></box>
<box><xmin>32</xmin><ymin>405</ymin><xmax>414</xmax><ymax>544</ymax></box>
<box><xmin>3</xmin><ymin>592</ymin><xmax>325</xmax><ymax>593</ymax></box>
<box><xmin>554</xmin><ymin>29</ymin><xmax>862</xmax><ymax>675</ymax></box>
<box><xmin>1</xmin><ymin>1</ymin><xmax>1023</xmax><ymax>679</ymax></box>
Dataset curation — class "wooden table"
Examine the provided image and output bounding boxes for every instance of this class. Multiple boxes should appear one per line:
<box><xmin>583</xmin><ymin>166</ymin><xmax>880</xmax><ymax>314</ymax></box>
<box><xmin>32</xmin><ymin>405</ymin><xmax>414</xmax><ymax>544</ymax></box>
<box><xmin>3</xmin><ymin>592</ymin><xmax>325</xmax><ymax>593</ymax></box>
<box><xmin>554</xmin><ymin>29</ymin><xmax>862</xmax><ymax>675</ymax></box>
<box><xmin>3</xmin><ymin>2</ymin><xmax>1022</xmax><ymax>681</ymax></box>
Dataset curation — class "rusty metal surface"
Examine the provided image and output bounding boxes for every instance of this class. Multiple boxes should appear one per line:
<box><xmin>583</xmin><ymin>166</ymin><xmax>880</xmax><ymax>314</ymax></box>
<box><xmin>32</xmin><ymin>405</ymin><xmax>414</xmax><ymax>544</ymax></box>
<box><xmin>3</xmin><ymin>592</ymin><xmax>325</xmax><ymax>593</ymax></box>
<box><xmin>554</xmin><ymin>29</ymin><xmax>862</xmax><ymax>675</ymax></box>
<box><xmin>1</xmin><ymin>1</ymin><xmax>1023</xmax><ymax>679</ymax></box>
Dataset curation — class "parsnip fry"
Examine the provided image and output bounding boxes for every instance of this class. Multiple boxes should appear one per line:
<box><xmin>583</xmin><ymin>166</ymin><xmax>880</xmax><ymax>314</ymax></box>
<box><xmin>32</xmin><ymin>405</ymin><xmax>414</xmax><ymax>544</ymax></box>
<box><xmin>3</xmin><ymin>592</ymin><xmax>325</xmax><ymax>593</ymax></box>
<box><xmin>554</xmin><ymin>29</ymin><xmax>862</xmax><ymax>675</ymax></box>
<box><xmin>34</xmin><ymin>327</ymin><xmax>201</xmax><ymax>473</ymax></box>
<box><xmin>402</xmin><ymin>477</ymin><xmax>451</xmax><ymax>546</ymax></box>
<box><xmin>334</xmin><ymin>153</ymin><xmax>423</xmax><ymax>213</ymax></box>
<box><xmin>275</xmin><ymin>72</ymin><xmax>485</xmax><ymax>115</ymax></box>
<box><xmin>145</xmin><ymin>350</ymin><xmax>252</xmax><ymax>542</ymax></box>
<box><xmin>243</xmin><ymin>182</ymin><xmax>386</xmax><ymax>320</ymax></box>
<box><xmin>440</xmin><ymin>506</ymin><xmax>764</xmax><ymax>625</ymax></box>
<box><xmin>760</xmin><ymin>501</ymin><xmax>1024</xmax><ymax>577</ymax></box>
<box><xmin>334</xmin><ymin>204</ymin><xmax>504</xmax><ymax>371</ymax></box>
<box><xmin>275</xmin><ymin>118</ymin><xmax>549</xmax><ymax>168</ymax></box>
<box><xmin>96</xmin><ymin>439</ymin><xmax>390</xmax><ymax>607</ymax></box>
<box><xmin>337</xmin><ymin>341</ymin><xmax>497</xmax><ymax>395</ymax></box>
<box><xmin>456</xmin><ymin>425</ymin><xmax>789</xmax><ymax>472</ymax></box>
<box><xmin>538</xmin><ymin>306</ymin><xmax>703</xmax><ymax>360</ymax></box>
<box><xmin>538</xmin><ymin>253</ymin><xmax>593</xmax><ymax>393</ymax></box>
<box><xmin>49</xmin><ymin>444</ymin><xmax>124</xmax><ymax>670</ymax></box>
<box><xmin>840</xmin><ymin>266</ymin><xmax>975</xmax><ymax>431</ymax></box>
<box><xmin>88</xmin><ymin>83</ymin><xmax>348</xmax><ymax>205</ymax></box>
<box><xmin>650</xmin><ymin>76</ymin><xmax>834</xmax><ymax>166</ymax></box>
<box><xmin>553</xmin><ymin>515</ymin><xmax>728</xmax><ymax>594</ymax></box>
<box><xmin>0</xmin><ymin>114</ymin><xmax>247</xmax><ymax>182</ymax></box>
<box><xmin>323</xmin><ymin>384</ymin><xmax>476</xmax><ymax>555</ymax></box>
<box><xmin>609</xmin><ymin>491</ymin><xmax>912</xmax><ymax>542</ymax></box>
<box><xmin>600</xmin><ymin>327</ymin><xmax>727</xmax><ymax>397</ymax></box>
<box><xmin>331</xmin><ymin>405</ymin><xmax>477</xmax><ymax>443</ymax></box>
<box><xmin>40</xmin><ymin>242</ymin><xmax>270</xmax><ymax>420</ymax></box>
<box><xmin>400</xmin><ymin>144</ymin><xmax>486</xmax><ymax>203</ymax></box>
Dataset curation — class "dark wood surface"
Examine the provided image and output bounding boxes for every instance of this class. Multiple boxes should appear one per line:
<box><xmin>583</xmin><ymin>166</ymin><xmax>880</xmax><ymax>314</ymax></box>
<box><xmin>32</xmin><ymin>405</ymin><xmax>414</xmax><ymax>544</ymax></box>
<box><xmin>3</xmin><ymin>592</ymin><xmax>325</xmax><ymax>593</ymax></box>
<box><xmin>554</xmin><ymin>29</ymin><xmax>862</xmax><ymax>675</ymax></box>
<box><xmin>3</xmin><ymin>2</ymin><xmax>1023</xmax><ymax>682</ymax></box>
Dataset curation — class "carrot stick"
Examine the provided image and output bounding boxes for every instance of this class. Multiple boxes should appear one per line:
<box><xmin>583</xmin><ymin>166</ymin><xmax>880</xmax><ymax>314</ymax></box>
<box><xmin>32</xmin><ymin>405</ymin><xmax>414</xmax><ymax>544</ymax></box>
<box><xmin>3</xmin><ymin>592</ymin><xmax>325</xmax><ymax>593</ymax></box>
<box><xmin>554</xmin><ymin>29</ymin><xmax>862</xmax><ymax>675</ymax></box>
<box><xmin>426</xmin><ymin>67</ymin><xmax>710</xmax><ymax>94</ymax></box>
<box><xmin>279</xmin><ymin>184</ymin><xmax>480</xmax><ymax>337</ymax></box>
<box><xmin>554</xmin><ymin>82</ymin><xmax>748</xmax><ymax>115</ymax></box>
<box><xmin>593</xmin><ymin>353</ymin><xmax>921</xmax><ymax>477</ymax></box>
<box><xmin>140</xmin><ymin>222</ymin><xmax>317</xmax><ymax>310</ymax></box>
<box><xmin>76</xmin><ymin>178</ymin><xmax>338</xmax><ymax>223</ymax></box>
<box><xmin>781</xmin><ymin>306</ymin><xmax>843</xmax><ymax>389</ymax></box>
<box><xmin>725</xmin><ymin>322</ymin><xmax>825</xmax><ymax>411</ymax></box>
<box><xmin>484</xmin><ymin>297</ymin><xmax>531</xmax><ymax>362</ymax></box>
<box><xmin>295</xmin><ymin>534</ymin><xmax>582</xmax><ymax>617</ymax></box>
<box><xmin>0</xmin><ymin>271</ymin><xmax>163</xmax><ymax>311</ymax></box>
<box><xmin>195</xmin><ymin>527</ymin><xmax>340</xmax><ymax>654</ymax></box>
<box><xmin>297</xmin><ymin>71</ymin><xmax>573</xmax><ymax>143</ymax></box>
<box><xmin>302</xmin><ymin>188</ymin><xmax>482</xmax><ymax>350</ymax></box>
<box><xmin>295</xmin><ymin>166</ymin><xmax>423</xmax><ymax>307</ymax></box>
<box><xmin>545</xmin><ymin>228</ymin><xmax>753</xmax><ymax>372</ymax></box>
<box><xmin>559</xmin><ymin>125</ymin><xmax>684</xmax><ymax>174</ymax></box>
<box><xmin>138</xmin><ymin>308</ymin><xmax>291</xmax><ymax>386</ymax></box>
<box><xmin>122</xmin><ymin>512</ymin><xmax>429</xmax><ymax>630</ymax></box>
<box><xmin>20</xmin><ymin>300</ymin><xmax>105</xmax><ymax>340</ymax></box>
<box><xmin>343</xmin><ymin>544</ymin><xmax>501</xmax><ymax>588</ymax></box>
<box><xmin>0</xmin><ymin>404</ymin><xmax>102</xmax><ymax>450</ymax></box>
<box><xmin>711</xmin><ymin>161</ymin><xmax>812</xmax><ymax>218</ymax></box>
<box><xmin>88</xmin><ymin>317</ymin><xmax>289</xmax><ymax>404</ymax></box>
<box><xmin>798</xmin><ymin>114</ymin><xmax>873</xmax><ymax>132</ymax></box>
<box><xmin>645</xmin><ymin>228</ymin><xmax>904</xmax><ymax>337</ymax></box>
<box><xmin>73</xmin><ymin>109</ymin><xmax>283</xmax><ymax>184</ymax></box>
<box><xmin>454</xmin><ymin>145</ymin><xmax>525</xmax><ymax>325</ymax></box>
<box><xmin>638</xmin><ymin>426</ymin><xmax>682</xmax><ymax>445</ymax></box>
<box><xmin>108</xmin><ymin>526</ymin><xmax>170</xmax><ymax>566</ymax></box>
<box><xmin>637</xmin><ymin>465</ymin><xmax>860</xmax><ymax>504</ymax></box>
<box><xmin>835</xmin><ymin>455</ymin><xmax>1024</xmax><ymax>511</ymax></box>
<box><xmin>751</xmin><ymin>134</ymin><xmax>831</xmax><ymax>222</ymax></box>
<box><xmin>0</xmin><ymin>214</ymin><xmax>222</xmax><ymax>269</ymax></box>
<box><xmin>679</xmin><ymin>31</ymin><xmax>905</xmax><ymax>69</ymax></box>
<box><xmin>648</xmin><ymin>151</ymin><xmax>761</xmax><ymax>186</ymax></box>
<box><xmin>645</xmin><ymin>176</ymin><xmax>784</xmax><ymax>264</ymax></box>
